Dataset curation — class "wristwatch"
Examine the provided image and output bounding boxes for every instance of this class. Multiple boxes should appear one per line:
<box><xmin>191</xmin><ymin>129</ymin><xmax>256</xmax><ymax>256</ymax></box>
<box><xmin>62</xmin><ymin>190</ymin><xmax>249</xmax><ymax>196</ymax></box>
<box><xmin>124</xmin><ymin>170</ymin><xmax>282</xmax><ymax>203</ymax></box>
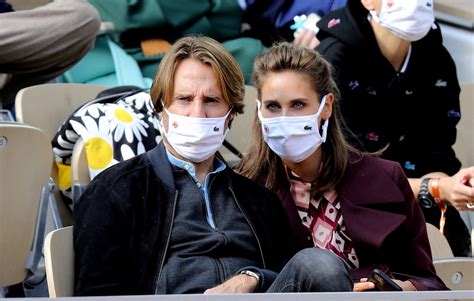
<box><xmin>240</xmin><ymin>270</ymin><xmax>260</xmax><ymax>283</ymax></box>
<box><xmin>418</xmin><ymin>178</ymin><xmax>434</xmax><ymax>208</ymax></box>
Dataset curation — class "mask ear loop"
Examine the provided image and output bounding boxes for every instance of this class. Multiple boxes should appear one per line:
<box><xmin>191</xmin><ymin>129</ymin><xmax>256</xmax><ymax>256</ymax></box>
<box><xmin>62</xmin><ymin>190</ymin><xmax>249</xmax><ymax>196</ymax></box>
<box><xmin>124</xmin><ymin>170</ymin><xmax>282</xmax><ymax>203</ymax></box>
<box><xmin>157</xmin><ymin>101</ymin><xmax>169</xmax><ymax>136</ymax></box>
<box><xmin>256</xmin><ymin>100</ymin><xmax>265</xmax><ymax>122</ymax></box>
<box><xmin>317</xmin><ymin>95</ymin><xmax>329</xmax><ymax>143</ymax></box>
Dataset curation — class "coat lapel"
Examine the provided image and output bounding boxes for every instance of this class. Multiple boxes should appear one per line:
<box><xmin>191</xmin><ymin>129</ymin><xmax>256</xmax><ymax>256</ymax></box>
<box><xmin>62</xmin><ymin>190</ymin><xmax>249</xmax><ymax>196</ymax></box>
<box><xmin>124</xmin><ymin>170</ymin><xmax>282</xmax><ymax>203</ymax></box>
<box><xmin>338</xmin><ymin>156</ymin><xmax>407</xmax><ymax>249</ymax></box>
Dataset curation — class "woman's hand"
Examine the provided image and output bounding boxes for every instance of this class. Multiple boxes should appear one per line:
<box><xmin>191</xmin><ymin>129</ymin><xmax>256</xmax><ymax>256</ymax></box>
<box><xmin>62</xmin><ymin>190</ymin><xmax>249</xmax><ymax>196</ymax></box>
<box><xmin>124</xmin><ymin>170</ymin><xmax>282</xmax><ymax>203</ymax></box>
<box><xmin>353</xmin><ymin>278</ymin><xmax>375</xmax><ymax>291</ymax></box>
<box><xmin>353</xmin><ymin>278</ymin><xmax>416</xmax><ymax>291</ymax></box>
<box><xmin>393</xmin><ymin>279</ymin><xmax>417</xmax><ymax>291</ymax></box>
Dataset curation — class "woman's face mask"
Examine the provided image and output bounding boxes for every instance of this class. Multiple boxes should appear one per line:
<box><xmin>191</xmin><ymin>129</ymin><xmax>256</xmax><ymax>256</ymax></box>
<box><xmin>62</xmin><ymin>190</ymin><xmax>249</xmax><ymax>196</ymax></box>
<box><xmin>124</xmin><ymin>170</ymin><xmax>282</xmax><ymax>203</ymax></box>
<box><xmin>370</xmin><ymin>0</ymin><xmax>434</xmax><ymax>41</ymax></box>
<box><xmin>258</xmin><ymin>96</ymin><xmax>329</xmax><ymax>163</ymax></box>
<box><xmin>158</xmin><ymin>107</ymin><xmax>231</xmax><ymax>163</ymax></box>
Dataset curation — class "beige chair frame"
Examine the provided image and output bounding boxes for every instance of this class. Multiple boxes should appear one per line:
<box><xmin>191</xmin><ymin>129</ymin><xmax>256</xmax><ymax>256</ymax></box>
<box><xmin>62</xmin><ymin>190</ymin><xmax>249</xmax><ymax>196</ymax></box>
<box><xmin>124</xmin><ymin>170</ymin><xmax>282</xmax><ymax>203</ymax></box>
<box><xmin>44</xmin><ymin>226</ymin><xmax>74</xmax><ymax>297</ymax></box>
<box><xmin>15</xmin><ymin>83</ymin><xmax>106</xmax><ymax>142</ymax></box>
<box><xmin>433</xmin><ymin>257</ymin><xmax>474</xmax><ymax>290</ymax></box>
<box><xmin>15</xmin><ymin>83</ymin><xmax>106</xmax><ymax>221</ymax></box>
<box><xmin>0</xmin><ymin>123</ymin><xmax>52</xmax><ymax>286</ymax></box>
<box><xmin>454</xmin><ymin>83</ymin><xmax>474</xmax><ymax>168</ymax></box>
<box><xmin>426</xmin><ymin>222</ymin><xmax>454</xmax><ymax>260</ymax></box>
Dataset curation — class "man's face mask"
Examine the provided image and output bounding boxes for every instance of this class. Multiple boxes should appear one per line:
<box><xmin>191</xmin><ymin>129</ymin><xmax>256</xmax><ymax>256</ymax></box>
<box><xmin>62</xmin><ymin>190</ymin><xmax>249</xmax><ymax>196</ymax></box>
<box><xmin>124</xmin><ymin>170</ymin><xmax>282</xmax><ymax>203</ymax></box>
<box><xmin>158</xmin><ymin>106</ymin><xmax>232</xmax><ymax>163</ymax></box>
<box><xmin>370</xmin><ymin>0</ymin><xmax>434</xmax><ymax>41</ymax></box>
<box><xmin>257</xmin><ymin>96</ymin><xmax>329</xmax><ymax>163</ymax></box>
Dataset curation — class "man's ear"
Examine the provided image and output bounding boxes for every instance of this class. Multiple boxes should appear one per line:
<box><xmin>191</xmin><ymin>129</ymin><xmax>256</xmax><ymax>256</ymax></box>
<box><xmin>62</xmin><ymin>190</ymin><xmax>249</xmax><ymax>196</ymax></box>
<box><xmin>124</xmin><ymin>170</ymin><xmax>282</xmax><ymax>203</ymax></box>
<box><xmin>227</xmin><ymin>112</ymin><xmax>236</xmax><ymax>129</ymax></box>
<box><xmin>361</xmin><ymin>0</ymin><xmax>375</xmax><ymax>11</ymax></box>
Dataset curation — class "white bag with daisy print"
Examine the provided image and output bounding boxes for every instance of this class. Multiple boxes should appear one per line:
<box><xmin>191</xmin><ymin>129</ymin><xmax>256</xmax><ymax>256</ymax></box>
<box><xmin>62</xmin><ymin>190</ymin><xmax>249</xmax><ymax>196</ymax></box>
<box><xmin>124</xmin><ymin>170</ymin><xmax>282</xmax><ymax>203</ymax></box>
<box><xmin>52</xmin><ymin>90</ymin><xmax>161</xmax><ymax>203</ymax></box>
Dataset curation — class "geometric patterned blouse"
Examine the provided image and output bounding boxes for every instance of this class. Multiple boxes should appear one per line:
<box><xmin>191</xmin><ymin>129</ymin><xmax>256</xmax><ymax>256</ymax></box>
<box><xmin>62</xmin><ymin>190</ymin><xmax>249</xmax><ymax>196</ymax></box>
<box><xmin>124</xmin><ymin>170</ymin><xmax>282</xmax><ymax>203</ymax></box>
<box><xmin>287</xmin><ymin>168</ymin><xmax>360</xmax><ymax>269</ymax></box>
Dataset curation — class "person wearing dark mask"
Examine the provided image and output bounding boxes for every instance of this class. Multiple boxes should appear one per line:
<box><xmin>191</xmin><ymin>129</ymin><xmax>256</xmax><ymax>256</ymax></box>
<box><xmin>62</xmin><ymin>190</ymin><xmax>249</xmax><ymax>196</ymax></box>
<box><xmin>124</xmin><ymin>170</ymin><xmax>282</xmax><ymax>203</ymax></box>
<box><xmin>296</xmin><ymin>0</ymin><xmax>473</xmax><ymax>256</ymax></box>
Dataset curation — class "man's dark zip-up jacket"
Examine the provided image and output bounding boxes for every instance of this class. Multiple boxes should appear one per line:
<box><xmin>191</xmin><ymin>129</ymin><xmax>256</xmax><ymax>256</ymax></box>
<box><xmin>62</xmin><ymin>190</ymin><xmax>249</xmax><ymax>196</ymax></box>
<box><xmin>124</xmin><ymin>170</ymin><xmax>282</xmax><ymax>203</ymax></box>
<box><xmin>74</xmin><ymin>142</ymin><xmax>297</xmax><ymax>296</ymax></box>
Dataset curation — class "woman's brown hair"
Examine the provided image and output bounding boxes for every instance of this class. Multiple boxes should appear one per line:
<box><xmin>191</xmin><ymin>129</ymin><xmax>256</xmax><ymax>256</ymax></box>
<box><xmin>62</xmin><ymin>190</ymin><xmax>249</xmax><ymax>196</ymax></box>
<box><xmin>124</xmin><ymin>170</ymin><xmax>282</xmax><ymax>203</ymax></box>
<box><xmin>237</xmin><ymin>42</ymin><xmax>357</xmax><ymax>197</ymax></box>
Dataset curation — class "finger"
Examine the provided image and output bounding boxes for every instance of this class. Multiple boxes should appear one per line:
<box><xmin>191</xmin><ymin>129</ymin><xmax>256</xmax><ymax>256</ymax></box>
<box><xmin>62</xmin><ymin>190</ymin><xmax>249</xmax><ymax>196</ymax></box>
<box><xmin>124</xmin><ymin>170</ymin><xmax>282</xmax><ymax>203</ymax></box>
<box><xmin>203</xmin><ymin>287</ymin><xmax>219</xmax><ymax>294</ymax></box>
<box><xmin>360</xmin><ymin>278</ymin><xmax>368</xmax><ymax>282</ymax></box>
<box><xmin>300</xmin><ymin>30</ymin><xmax>317</xmax><ymax>47</ymax></box>
<box><xmin>353</xmin><ymin>282</ymin><xmax>375</xmax><ymax>292</ymax></box>
<box><xmin>293</xmin><ymin>31</ymin><xmax>303</xmax><ymax>46</ymax></box>
<box><xmin>468</xmin><ymin>177</ymin><xmax>474</xmax><ymax>188</ymax></box>
<box><xmin>309</xmin><ymin>37</ymin><xmax>320</xmax><ymax>49</ymax></box>
<box><xmin>451</xmin><ymin>184</ymin><xmax>473</xmax><ymax>201</ymax></box>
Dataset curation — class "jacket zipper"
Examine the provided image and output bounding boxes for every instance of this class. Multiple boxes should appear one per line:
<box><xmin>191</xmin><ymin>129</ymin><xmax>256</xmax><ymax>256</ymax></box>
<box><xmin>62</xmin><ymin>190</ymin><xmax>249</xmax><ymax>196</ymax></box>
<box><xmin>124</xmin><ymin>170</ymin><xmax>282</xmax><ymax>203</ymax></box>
<box><xmin>153</xmin><ymin>190</ymin><xmax>179</xmax><ymax>293</ymax></box>
<box><xmin>206</xmin><ymin>175</ymin><xmax>219</xmax><ymax>229</ymax></box>
<box><xmin>229</xmin><ymin>186</ymin><xmax>266</xmax><ymax>268</ymax></box>
<box><xmin>214</xmin><ymin>257</ymin><xmax>225</xmax><ymax>283</ymax></box>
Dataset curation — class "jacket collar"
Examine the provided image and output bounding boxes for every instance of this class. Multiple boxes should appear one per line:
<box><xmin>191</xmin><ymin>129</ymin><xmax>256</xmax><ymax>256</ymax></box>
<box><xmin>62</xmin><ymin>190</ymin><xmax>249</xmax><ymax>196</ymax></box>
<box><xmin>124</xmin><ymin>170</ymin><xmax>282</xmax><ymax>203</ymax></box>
<box><xmin>146</xmin><ymin>141</ymin><xmax>176</xmax><ymax>192</ymax></box>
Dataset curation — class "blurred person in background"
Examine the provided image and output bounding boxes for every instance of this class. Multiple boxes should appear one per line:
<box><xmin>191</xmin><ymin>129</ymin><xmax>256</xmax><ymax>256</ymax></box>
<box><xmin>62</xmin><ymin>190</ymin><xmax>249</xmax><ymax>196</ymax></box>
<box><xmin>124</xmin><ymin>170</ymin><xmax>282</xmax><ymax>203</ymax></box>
<box><xmin>0</xmin><ymin>0</ymin><xmax>100</xmax><ymax>110</ymax></box>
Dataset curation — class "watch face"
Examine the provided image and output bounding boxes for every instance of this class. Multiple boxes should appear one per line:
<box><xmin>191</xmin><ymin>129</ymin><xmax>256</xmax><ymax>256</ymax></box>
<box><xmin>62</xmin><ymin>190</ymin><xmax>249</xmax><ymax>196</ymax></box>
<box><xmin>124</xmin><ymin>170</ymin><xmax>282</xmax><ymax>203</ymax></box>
<box><xmin>419</xmin><ymin>196</ymin><xmax>434</xmax><ymax>208</ymax></box>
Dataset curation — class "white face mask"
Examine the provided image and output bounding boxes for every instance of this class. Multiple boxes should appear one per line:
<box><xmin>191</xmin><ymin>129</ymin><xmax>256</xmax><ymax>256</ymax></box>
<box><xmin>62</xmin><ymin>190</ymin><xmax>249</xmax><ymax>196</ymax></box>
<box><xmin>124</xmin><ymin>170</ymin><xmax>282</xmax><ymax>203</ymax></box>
<box><xmin>258</xmin><ymin>96</ymin><xmax>329</xmax><ymax>163</ymax></box>
<box><xmin>369</xmin><ymin>0</ymin><xmax>434</xmax><ymax>42</ymax></box>
<box><xmin>158</xmin><ymin>107</ymin><xmax>231</xmax><ymax>163</ymax></box>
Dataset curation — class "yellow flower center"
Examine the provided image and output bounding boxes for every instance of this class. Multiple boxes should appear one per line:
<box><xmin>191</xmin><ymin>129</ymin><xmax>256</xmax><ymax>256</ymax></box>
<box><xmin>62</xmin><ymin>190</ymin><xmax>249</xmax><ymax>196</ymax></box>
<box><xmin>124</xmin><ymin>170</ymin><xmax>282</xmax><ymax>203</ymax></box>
<box><xmin>114</xmin><ymin>108</ymin><xmax>133</xmax><ymax>123</ymax></box>
<box><xmin>56</xmin><ymin>162</ymin><xmax>71</xmax><ymax>190</ymax></box>
<box><xmin>85</xmin><ymin>137</ymin><xmax>113</xmax><ymax>170</ymax></box>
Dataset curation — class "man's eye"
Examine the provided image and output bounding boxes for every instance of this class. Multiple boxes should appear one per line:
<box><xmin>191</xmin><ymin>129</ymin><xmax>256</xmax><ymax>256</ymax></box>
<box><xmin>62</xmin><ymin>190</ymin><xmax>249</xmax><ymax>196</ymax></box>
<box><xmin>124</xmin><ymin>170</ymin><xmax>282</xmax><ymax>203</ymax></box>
<box><xmin>176</xmin><ymin>96</ymin><xmax>189</xmax><ymax>102</ymax></box>
<box><xmin>206</xmin><ymin>97</ymin><xmax>219</xmax><ymax>103</ymax></box>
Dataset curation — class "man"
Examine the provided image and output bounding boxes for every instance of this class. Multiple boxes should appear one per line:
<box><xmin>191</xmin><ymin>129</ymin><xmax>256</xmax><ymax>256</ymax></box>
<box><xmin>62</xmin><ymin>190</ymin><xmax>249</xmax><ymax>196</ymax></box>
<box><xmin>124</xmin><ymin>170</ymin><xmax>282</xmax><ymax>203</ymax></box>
<box><xmin>0</xmin><ymin>0</ymin><xmax>100</xmax><ymax>109</ymax></box>
<box><xmin>74</xmin><ymin>36</ymin><xmax>353</xmax><ymax>295</ymax></box>
<box><xmin>295</xmin><ymin>0</ymin><xmax>473</xmax><ymax>255</ymax></box>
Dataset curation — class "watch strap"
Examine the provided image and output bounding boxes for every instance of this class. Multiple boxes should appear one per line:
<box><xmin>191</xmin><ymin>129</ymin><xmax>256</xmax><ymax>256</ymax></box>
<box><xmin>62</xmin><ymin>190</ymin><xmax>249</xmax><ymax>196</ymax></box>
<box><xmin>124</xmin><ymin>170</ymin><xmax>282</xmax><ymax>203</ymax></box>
<box><xmin>240</xmin><ymin>270</ymin><xmax>260</xmax><ymax>283</ymax></box>
<box><xmin>418</xmin><ymin>178</ymin><xmax>434</xmax><ymax>208</ymax></box>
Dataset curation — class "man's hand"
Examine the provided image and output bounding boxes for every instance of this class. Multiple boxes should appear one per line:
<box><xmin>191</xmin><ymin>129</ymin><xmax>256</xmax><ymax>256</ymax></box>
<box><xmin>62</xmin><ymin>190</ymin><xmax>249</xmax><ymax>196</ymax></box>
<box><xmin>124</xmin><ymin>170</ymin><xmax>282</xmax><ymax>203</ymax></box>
<box><xmin>204</xmin><ymin>274</ymin><xmax>258</xmax><ymax>294</ymax></box>
<box><xmin>439</xmin><ymin>166</ymin><xmax>474</xmax><ymax>211</ymax></box>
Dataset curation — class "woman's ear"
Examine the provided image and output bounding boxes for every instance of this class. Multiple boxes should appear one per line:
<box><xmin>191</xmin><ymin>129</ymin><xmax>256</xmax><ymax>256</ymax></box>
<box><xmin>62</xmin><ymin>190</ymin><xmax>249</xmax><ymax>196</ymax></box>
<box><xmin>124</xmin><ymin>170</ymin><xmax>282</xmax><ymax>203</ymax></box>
<box><xmin>361</xmin><ymin>0</ymin><xmax>375</xmax><ymax>11</ymax></box>
<box><xmin>322</xmin><ymin>93</ymin><xmax>334</xmax><ymax>120</ymax></box>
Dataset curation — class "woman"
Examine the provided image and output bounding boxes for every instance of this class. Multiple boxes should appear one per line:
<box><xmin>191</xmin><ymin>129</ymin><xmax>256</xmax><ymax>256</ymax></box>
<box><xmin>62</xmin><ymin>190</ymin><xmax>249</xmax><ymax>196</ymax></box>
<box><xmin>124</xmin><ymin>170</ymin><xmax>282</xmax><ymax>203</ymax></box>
<box><xmin>238</xmin><ymin>42</ymin><xmax>447</xmax><ymax>291</ymax></box>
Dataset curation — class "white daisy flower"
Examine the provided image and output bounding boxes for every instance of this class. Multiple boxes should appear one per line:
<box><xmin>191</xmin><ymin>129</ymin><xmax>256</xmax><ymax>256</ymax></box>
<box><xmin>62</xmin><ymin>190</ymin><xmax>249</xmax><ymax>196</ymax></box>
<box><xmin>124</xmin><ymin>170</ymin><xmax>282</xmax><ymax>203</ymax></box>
<box><xmin>124</xmin><ymin>92</ymin><xmax>148</xmax><ymax>110</ymax></box>
<box><xmin>74</xmin><ymin>103</ymin><xmax>104</xmax><ymax>118</ymax></box>
<box><xmin>106</xmin><ymin>105</ymin><xmax>149</xmax><ymax>143</ymax></box>
<box><xmin>70</xmin><ymin>115</ymin><xmax>119</xmax><ymax>179</ymax></box>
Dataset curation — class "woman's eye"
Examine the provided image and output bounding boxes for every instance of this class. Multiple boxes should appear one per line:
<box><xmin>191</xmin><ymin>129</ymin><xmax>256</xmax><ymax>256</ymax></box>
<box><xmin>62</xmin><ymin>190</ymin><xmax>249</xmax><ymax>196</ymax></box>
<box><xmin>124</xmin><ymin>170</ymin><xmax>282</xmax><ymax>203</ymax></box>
<box><xmin>266</xmin><ymin>103</ymin><xmax>280</xmax><ymax>111</ymax></box>
<box><xmin>293</xmin><ymin>101</ymin><xmax>304</xmax><ymax>109</ymax></box>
